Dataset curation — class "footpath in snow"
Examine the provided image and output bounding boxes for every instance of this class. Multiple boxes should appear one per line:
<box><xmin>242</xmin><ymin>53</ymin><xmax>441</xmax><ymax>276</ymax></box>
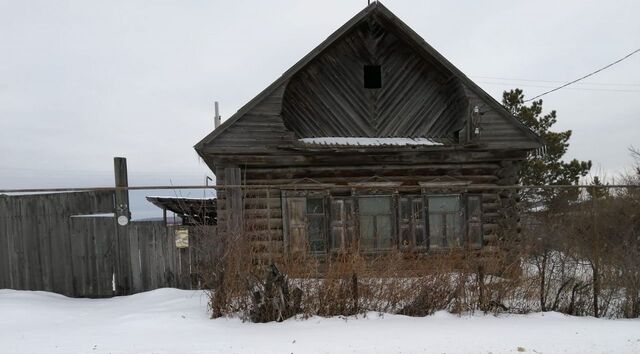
<box><xmin>1</xmin><ymin>288</ymin><xmax>639</xmax><ymax>354</ymax></box>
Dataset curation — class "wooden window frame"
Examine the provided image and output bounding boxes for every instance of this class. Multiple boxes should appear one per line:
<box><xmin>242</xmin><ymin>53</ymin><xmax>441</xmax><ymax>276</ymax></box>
<box><xmin>282</xmin><ymin>190</ymin><xmax>329</xmax><ymax>257</ymax></box>
<box><xmin>425</xmin><ymin>194</ymin><xmax>465</xmax><ymax>250</ymax></box>
<box><xmin>398</xmin><ymin>195</ymin><xmax>427</xmax><ymax>252</ymax></box>
<box><xmin>356</xmin><ymin>194</ymin><xmax>395</xmax><ymax>253</ymax></box>
<box><xmin>465</xmin><ymin>194</ymin><xmax>484</xmax><ymax>249</ymax></box>
<box><xmin>283</xmin><ymin>190</ymin><xmax>483</xmax><ymax>257</ymax></box>
<box><xmin>329</xmin><ymin>196</ymin><xmax>356</xmax><ymax>253</ymax></box>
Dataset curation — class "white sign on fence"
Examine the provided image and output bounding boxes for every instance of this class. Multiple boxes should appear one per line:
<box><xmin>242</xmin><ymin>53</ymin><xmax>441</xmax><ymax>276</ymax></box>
<box><xmin>175</xmin><ymin>228</ymin><xmax>189</xmax><ymax>249</ymax></box>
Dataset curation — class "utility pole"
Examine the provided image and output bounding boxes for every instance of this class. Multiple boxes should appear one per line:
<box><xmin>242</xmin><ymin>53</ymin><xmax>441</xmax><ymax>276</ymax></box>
<box><xmin>214</xmin><ymin>101</ymin><xmax>221</xmax><ymax>128</ymax></box>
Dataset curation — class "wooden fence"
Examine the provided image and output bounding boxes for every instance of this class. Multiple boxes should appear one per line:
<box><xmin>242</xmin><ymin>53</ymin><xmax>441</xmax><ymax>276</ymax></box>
<box><xmin>0</xmin><ymin>192</ymin><xmax>214</xmax><ymax>297</ymax></box>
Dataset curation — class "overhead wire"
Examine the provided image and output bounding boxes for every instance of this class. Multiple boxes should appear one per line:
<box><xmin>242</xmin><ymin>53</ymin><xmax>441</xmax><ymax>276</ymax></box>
<box><xmin>471</xmin><ymin>76</ymin><xmax>640</xmax><ymax>87</ymax></box>
<box><xmin>519</xmin><ymin>48</ymin><xmax>640</xmax><ymax>102</ymax></box>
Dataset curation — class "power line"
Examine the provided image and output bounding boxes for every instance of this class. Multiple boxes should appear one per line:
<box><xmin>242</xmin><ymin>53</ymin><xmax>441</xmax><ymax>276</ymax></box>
<box><xmin>522</xmin><ymin>48</ymin><xmax>640</xmax><ymax>102</ymax></box>
<box><xmin>477</xmin><ymin>81</ymin><xmax>640</xmax><ymax>93</ymax></box>
<box><xmin>472</xmin><ymin>76</ymin><xmax>640</xmax><ymax>87</ymax></box>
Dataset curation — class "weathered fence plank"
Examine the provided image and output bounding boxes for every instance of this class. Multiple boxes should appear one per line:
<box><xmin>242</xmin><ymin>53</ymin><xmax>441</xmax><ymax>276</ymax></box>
<box><xmin>0</xmin><ymin>192</ymin><xmax>215</xmax><ymax>298</ymax></box>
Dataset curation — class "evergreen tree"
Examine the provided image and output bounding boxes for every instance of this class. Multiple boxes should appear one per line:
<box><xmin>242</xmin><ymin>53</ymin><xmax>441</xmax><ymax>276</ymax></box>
<box><xmin>502</xmin><ymin>89</ymin><xmax>592</xmax><ymax>207</ymax></box>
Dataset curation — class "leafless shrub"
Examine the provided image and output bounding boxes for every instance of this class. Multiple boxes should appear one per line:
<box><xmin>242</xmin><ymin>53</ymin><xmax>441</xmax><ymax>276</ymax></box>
<box><xmin>198</xmin><ymin>185</ymin><xmax>639</xmax><ymax>322</ymax></box>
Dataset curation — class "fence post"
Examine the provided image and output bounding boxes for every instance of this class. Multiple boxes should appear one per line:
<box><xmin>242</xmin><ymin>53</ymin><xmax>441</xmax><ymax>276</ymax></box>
<box><xmin>113</xmin><ymin>157</ymin><xmax>131</xmax><ymax>295</ymax></box>
<box><xmin>114</xmin><ymin>157</ymin><xmax>131</xmax><ymax>222</ymax></box>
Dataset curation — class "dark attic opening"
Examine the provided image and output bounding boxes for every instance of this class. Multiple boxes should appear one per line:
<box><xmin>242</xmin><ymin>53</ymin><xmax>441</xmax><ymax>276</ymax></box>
<box><xmin>364</xmin><ymin>64</ymin><xmax>382</xmax><ymax>88</ymax></box>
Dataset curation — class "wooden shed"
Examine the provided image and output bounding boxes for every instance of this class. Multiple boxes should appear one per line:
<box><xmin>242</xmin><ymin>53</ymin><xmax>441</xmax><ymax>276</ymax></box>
<box><xmin>195</xmin><ymin>2</ymin><xmax>543</xmax><ymax>262</ymax></box>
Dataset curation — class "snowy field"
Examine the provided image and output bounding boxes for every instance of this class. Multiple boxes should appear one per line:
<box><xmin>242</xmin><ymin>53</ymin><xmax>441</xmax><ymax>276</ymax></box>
<box><xmin>1</xmin><ymin>288</ymin><xmax>639</xmax><ymax>354</ymax></box>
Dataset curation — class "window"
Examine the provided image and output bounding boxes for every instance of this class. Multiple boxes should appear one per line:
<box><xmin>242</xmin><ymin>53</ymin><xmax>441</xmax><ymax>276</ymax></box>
<box><xmin>284</xmin><ymin>192</ymin><xmax>481</xmax><ymax>255</ymax></box>
<box><xmin>399</xmin><ymin>196</ymin><xmax>426</xmax><ymax>250</ymax></box>
<box><xmin>307</xmin><ymin>198</ymin><xmax>327</xmax><ymax>253</ymax></box>
<box><xmin>364</xmin><ymin>65</ymin><xmax>382</xmax><ymax>89</ymax></box>
<box><xmin>358</xmin><ymin>196</ymin><xmax>393</xmax><ymax>251</ymax></box>
<box><xmin>283</xmin><ymin>195</ymin><xmax>327</xmax><ymax>254</ymax></box>
<box><xmin>285</xmin><ymin>197</ymin><xmax>308</xmax><ymax>254</ymax></box>
<box><xmin>427</xmin><ymin>196</ymin><xmax>463</xmax><ymax>249</ymax></box>
<box><xmin>330</xmin><ymin>198</ymin><xmax>355</xmax><ymax>251</ymax></box>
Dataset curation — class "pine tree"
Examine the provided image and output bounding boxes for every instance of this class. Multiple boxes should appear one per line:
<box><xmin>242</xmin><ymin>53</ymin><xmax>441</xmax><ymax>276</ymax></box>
<box><xmin>502</xmin><ymin>89</ymin><xmax>592</xmax><ymax>207</ymax></box>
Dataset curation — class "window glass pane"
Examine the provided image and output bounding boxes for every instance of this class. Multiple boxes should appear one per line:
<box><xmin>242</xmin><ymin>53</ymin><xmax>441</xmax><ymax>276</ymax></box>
<box><xmin>400</xmin><ymin>198</ymin><xmax>410</xmax><ymax>221</ymax></box>
<box><xmin>377</xmin><ymin>215</ymin><xmax>392</xmax><ymax>249</ymax></box>
<box><xmin>446</xmin><ymin>214</ymin><xmax>462</xmax><ymax>247</ymax></box>
<box><xmin>428</xmin><ymin>196</ymin><xmax>459</xmax><ymax>212</ymax></box>
<box><xmin>307</xmin><ymin>198</ymin><xmax>324</xmax><ymax>214</ymax></box>
<box><xmin>308</xmin><ymin>216</ymin><xmax>325</xmax><ymax>252</ymax></box>
<box><xmin>359</xmin><ymin>197</ymin><xmax>391</xmax><ymax>215</ymax></box>
<box><xmin>359</xmin><ymin>215</ymin><xmax>375</xmax><ymax>250</ymax></box>
<box><xmin>331</xmin><ymin>199</ymin><xmax>343</xmax><ymax>220</ymax></box>
<box><xmin>413</xmin><ymin>199</ymin><xmax>424</xmax><ymax>220</ymax></box>
<box><xmin>429</xmin><ymin>214</ymin><xmax>444</xmax><ymax>247</ymax></box>
<box><xmin>446</xmin><ymin>213</ymin><xmax>462</xmax><ymax>234</ymax></box>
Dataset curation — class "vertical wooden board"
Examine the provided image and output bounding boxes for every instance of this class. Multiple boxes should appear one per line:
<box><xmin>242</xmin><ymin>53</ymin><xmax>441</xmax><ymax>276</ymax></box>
<box><xmin>17</xmin><ymin>198</ymin><xmax>30</xmax><ymax>290</ymax></box>
<box><xmin>59</xmin><ymin>197</ymin><xmax>78</xmax><ymax>297</ymax></box>
<box><xmin>92</xmin><ymin>218</ymin><xmax>105</xmax><ymax>296</ymax></box>
<box><xmin>128</xmin><ymin>225</ymin><xmax>143</xmax><ymax>294</ymax></box>
<box><xmin>160</xmin><ymin>225</ymin><xmax>170</xmax><ymax>288</ymax></box>
<box><xmin>87</xmin><ymin>218</ymin><xmax>98</xmax><ymax>296</ymax></box>
<box><xmin>155</xmin><ymin>223</ymin><xmax>168</xmax><ymax>288</ymax></box>
<box><xmin>143</xmin><ymin>223</ymin><xmax>156</xmax><ymax>291</ymax></box>
<box><xmin>69</xmin><ymin>217</ymin><xmax>88</xmax><ymax>297</ymax></box>
<box><xmin>50</xmin><ymin>202</ymin><xmax>70</xmax><ymax>296</ymax></box>
<box><xmin>178</xmin><ymin>247</ymin><xmax>190</xmax><ymax>289</ymax></box>
<box><xmin>151</xmin><ymin>224</ymin><xmax>161</xmax><ymax>290</ymax></box>
<box><xmin>115</xmin><ymin>222</ymin><xmax>132</xmax><ymax>295</ymax></box>
<box><xmin>92</xmin><ymin>218</ymin><xmax>111</xmax><ymax>297</ymax></box>
<box><xmin>8</xmin><ymin>201</ymin><xmax>20</xmax><ymax>289</ymax></box>
<box><xmin>137</xmin><ymin>224</ymin><xmax>150</xmax><ymax>291</ymax></box>
<box><xmin>61</xmin><ymin>216</ymin><xmax>77</xmax><ymax>297</ymax></box>
<box><xmin>39</xmin><ymin>195</ymin><xmax>54</xmax><ymax>293</ymax></box>
<box><xmin>0</xmin><ymin>197</ymin><xmax>10</xmax><ymax>289</ymax></box>
<box><xmin>166</xmin><ymin>225</ymin><xmax>178</xmax><ymax>288</ymax></box>
<box><xmin>102</xmin><ymin>217</ymin><xmax>117</xmax><ymax>297</ymax></box>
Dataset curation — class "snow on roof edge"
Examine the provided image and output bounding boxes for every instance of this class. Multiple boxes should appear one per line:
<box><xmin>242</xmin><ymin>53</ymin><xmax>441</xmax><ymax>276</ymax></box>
<box><xmin>298</xmin><ymin>137</ymin><xmax>443</xmax><ymax>147</ymax></box>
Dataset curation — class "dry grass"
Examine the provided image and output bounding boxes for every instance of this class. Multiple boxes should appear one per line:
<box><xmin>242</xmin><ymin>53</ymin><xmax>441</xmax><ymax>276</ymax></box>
<box><xmin>198</xmin><ymin>186</ymin><xmax>639</xmax><ymax>322</ymax></box>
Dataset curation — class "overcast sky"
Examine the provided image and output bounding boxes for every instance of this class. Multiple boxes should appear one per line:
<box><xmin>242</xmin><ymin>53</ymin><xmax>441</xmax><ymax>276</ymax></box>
<box><xmin>1</xmin><ymin>0</ymin><xmax>639</xmax><ymax>216</ymax></box>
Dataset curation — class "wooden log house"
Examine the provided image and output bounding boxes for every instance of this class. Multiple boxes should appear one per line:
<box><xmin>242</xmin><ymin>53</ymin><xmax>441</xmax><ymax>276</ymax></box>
<box><xmin>194</xmin><ymin>3</ymin><xmax>543</xmax><ymax>263</ymax></box>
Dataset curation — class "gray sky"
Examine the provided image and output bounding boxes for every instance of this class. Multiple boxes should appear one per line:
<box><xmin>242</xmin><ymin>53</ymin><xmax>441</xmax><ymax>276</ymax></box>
<box><xmin>1</xmin><ymin>0</ymin><xmax>639</xmax><ymax>216</ymax></box>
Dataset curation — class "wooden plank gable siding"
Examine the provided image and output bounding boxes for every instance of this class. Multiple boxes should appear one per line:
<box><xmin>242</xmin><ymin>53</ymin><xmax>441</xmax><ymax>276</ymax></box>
<box><xmin>202</xmin><ymin>84</ymin><xmax>296</xmax><ymax>151</ymax></box>
<box><xmin>282</xmin><ymin>15</ymin><xmax>467</xmax><ymax>140</ymax></box>
<box><xmin>463</xmin><ymin>87</ymin><xmax>538</xmax><ymax>149</ymax></box>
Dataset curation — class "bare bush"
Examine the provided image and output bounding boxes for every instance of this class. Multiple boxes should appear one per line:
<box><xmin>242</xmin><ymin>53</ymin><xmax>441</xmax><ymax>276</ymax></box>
<box><xmin>200</xmin><ymin>185</ymin><xmax>639</xmax><ymax>322</ymax></box>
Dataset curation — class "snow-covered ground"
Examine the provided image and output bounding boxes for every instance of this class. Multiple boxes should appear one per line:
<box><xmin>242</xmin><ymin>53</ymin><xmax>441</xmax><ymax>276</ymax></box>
<box><xmin>1</xmin><ymin>289</ymin><xmax>639</xmax><ymax>354</ymax></box>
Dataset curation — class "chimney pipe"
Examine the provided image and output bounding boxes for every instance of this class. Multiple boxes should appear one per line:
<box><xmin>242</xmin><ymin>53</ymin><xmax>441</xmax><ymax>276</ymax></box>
<box><xmin>214</xmin><ymin>101</ymin><xmax>221</xmax><ymax>128</ymax></box>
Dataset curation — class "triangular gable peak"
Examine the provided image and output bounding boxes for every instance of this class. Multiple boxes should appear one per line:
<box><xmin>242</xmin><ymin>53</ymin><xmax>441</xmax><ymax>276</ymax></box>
<box><xmin>195</xmin><ymin>2</ymin><xmax>542</xmax><ymax>157</ymax></box>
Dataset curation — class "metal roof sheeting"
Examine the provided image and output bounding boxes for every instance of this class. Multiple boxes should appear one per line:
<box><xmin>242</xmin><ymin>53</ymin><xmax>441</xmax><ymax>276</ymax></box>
<box><xmin>298</xmin><ymin>137</ymin><xmax>443</xmax><ymax>146</ymax></box>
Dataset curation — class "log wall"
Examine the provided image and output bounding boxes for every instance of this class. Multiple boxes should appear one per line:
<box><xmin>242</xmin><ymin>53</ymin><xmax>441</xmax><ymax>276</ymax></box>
<box><xmin>214</xmin><ymin>149</ymin><xmax>525</xmax><ymax>262</ymax></box>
